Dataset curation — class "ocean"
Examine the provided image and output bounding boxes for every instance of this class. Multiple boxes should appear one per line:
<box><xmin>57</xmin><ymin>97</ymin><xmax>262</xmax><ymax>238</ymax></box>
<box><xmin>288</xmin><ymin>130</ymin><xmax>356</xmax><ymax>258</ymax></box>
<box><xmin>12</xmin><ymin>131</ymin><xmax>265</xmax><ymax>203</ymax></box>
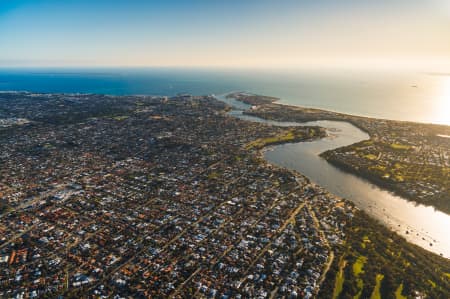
<box><xmin>0</xmin><ymin>68</ymin><xmax>449</xmax><ymax>125</ymax></box>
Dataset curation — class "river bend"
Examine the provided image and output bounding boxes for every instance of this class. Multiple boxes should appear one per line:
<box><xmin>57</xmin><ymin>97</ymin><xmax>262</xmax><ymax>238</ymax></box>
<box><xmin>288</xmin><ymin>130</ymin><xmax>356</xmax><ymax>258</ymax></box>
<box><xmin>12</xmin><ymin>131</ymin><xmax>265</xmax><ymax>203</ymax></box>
<box><xmin>218</xmin><ymin>94</ymin><xmax>450</xmax><ymax>258</ymax></box>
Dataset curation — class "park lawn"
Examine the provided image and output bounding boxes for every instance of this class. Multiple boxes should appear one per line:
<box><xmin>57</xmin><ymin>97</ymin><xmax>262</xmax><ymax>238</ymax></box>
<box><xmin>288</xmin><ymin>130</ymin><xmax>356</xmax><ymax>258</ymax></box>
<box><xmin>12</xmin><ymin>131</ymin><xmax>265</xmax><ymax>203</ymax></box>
<box><xmin>428</xmin><ymin>279</ymin><xmax>436</xmax><ymax>288</ymax></box>
<box><xmin>364</xmin><ymin>154</ymin><xmax>378</xmax><ymax>160</ymax></box>
<box><xmin>362</xmin><ymin>235</ymin><xmax>371</xmax><ymax>244</ymax></box>
<box><xmin>395</xmin><ymin>284</ymin><xmax>407</xmax><ymax>299</ymax></box>
<box><xmin>370</xmin><ymin>274</ymin><xmax>384</xmax><ymax>299</ymax></box>
<box><xmin>353</xmin><ymin>255</ymin><xmax>367</xmax><ymax>276</ymax></box>
<box><xmin>352</xmin><ymin>255</ymin><xmax>367</xmax><ymax>298</ymax></box>
<box><xmin>332</xmin><ymin>259</ymin><xmax>347</xmax><ymax>299</ymax></box>
<box><xmin>390</xmin><ymin>143</ymin><xmax>411</xmax><ymax>150</ymax></box>
<box><xmin>245</xmin><ymin>130</ymin><xmax>301</xmax><ymax>150</ymax></box>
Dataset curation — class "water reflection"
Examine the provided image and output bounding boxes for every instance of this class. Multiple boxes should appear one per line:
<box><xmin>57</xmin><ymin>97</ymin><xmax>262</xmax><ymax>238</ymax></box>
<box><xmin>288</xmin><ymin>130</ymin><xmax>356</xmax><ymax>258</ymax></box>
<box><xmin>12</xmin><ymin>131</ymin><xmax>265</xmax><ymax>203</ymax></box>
<box><xmin>264</xmin><ymin>123</ymin><xmax>450</xmax><ymax>258</ymax></box>
<box><xmin>218</xmin><ymin>94</ymin><xmax>450</xmax><ymax>258</ymax></box>
<box><xmin>433</xmin><ymin>76</ymin><xmax>450</xmax><ymax>125</ymax></box>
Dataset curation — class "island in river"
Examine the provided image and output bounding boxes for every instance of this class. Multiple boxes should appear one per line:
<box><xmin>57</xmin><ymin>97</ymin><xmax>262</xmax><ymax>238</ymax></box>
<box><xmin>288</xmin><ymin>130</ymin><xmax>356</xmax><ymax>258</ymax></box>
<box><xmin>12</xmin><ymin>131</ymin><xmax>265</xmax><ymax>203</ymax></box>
<box><xmin>0</xmin><ymin>91</ymin><xmax>448</xmax><ymax>298</ymax></box>
<box><xmin>228</xmin><ymin>92</ymin><xmax>450</xmax><ymax>215</ymax></box>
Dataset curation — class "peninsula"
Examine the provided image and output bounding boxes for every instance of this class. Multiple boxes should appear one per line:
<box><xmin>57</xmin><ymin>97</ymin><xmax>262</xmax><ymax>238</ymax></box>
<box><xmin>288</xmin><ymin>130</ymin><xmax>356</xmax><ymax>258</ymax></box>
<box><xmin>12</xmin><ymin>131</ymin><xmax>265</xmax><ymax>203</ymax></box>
<box><xmin>230</xmin><ymin>92</ymin><xmax>450</xmax><ymax>215</ymax></box>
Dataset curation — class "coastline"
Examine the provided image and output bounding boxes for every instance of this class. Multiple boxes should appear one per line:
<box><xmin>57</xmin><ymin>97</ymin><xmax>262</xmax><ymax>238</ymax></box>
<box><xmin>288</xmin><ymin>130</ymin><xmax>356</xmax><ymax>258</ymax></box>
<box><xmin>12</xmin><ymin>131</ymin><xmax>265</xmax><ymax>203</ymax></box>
<box><xmin>252</xmin><ymin>140</ymin><xmax>450</xmax><ymax>296</ymax></box>
<box><xmin>229</xmin><ymin>92</ymin><xmax>450</xmax><ymax>215</ymax></box>
<box><xmin>228</xmin><ymin>91</ymin><xmax>450</xmax><ymax>131</ymax></box>
<box><xmin>320</xmin><ymin>151</ymin><xmax>449</xmax><ymax>214</ymax></box>
<box><xmin>249</xmin><ymin>123</ymin><xmax>450</xmax><ymax>297</ymax></box>
<box><xmin>1</xmin><ymin>91</ymin><xmax>449</xmax><ymax>297</ymax></box>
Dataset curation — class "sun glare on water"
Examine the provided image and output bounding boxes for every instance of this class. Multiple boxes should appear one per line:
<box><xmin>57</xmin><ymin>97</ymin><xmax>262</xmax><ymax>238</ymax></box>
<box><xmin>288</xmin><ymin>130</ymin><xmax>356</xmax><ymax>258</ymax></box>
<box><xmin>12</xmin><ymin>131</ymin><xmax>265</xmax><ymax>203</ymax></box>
<box><xmin>433</xmin><ymin>77</ymin><xmax>450</xmax><ymax>126</ymax></box>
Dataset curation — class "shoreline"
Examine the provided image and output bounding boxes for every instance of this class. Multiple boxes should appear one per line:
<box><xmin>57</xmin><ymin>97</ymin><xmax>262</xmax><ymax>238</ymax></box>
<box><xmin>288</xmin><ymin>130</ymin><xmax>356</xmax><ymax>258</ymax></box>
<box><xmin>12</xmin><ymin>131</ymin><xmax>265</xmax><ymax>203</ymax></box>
<box><xmin>0</xmin><ymin>91</ymin><xmax>449</xmax><ymax>297</ymax></box>
<box><xmin>228</xmin><ymin>91</ymin><xmax>450</xmax><ymax>128</ymax></box>
<box><xmin>227</xmin><ymin>92</ymin><xmax>450</xmax><ymax>215</ymax></box>
<box><xmin>256</xmin><ymin>120</ymin><xmax>450</xmax><ymax>258</ymax></box>
<box><xmin>5</xmin><ymin>89</ymin><xmax>449</xmax><ymax>128</ymax></box>
<box><xmin>320</xmin><ymin>152</ymin><xmax>448</xmax><ymax>214</ymax></box>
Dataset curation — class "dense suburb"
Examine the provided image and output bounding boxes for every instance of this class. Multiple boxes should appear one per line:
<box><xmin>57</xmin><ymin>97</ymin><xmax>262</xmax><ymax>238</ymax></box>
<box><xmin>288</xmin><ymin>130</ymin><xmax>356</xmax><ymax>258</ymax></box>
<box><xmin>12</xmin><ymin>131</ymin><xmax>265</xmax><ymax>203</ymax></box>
<box><xmin>0</xmin><ymin>92</ymin><xmax>448</xmax><ymax>298</ymax></box>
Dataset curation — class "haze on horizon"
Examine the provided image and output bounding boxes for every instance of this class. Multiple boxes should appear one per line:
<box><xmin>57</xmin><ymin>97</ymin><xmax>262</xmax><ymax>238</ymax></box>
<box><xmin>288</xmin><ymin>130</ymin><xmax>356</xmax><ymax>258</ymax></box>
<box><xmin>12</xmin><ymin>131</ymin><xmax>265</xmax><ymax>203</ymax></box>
<box><xmin>0</xmin><ymin>0</ymin><xmax>449</xmax><ymax>71</ymax></box>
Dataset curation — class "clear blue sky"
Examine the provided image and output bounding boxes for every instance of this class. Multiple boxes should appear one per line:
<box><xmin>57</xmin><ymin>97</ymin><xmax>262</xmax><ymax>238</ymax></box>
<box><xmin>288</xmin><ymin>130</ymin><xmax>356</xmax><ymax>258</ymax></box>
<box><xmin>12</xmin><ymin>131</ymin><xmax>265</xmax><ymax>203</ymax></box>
<box><xmin>1</xmin><ymin>0</ymin><xmax>449</xmax><ymax>69</ymax></box>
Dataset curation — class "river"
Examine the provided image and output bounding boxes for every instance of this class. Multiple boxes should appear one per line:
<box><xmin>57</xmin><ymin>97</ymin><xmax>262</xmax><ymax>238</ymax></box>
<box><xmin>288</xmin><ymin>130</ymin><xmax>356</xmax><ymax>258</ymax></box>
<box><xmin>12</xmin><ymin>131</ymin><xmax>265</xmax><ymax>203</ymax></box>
<box><xmin>218</xmin><ymin>94</ymin><xmax>450</xmax><ymax>258</ymax></box>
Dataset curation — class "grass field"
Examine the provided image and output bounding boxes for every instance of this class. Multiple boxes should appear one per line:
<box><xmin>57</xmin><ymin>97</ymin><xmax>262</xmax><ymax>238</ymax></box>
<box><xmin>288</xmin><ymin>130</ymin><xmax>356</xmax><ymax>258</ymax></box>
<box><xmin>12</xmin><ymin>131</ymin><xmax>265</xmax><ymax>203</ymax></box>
<box><xmin>395</xmin><ymin>284</ymin><xmax>407</xmax><ymax>299</ymax></box>
<box><xmin>370</xmin><ymin>274</ymin><xmax>385</xmax><ymax>299</ymax></box>
<box><xmin>390</xmin><ymin>143</ymin><xmax>411</xmax><ymax>150</ymax></box>
<box><xmin>332</xmin><ymin>259</ymin><xmax>347</xmax><ymax>299</ymax></box>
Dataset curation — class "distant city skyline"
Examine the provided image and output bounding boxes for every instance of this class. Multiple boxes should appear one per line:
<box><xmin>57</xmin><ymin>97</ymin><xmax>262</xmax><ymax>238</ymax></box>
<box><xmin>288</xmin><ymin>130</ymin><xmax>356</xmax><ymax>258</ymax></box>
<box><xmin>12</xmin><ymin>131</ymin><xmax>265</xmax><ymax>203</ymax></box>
<box><xmin>1</xmin><ymin>0</ymin><xmax>449</xmax><ymax>70</ymax></box>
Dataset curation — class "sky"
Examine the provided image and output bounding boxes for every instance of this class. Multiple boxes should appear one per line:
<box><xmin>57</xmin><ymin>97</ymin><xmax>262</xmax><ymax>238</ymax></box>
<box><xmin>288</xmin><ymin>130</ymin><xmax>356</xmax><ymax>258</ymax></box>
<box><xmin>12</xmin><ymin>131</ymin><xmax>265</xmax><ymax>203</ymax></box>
<box><xmin>0</xmin><ymin>0</ymin><xmax>449</xmax><ymax>70</ymax></box>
